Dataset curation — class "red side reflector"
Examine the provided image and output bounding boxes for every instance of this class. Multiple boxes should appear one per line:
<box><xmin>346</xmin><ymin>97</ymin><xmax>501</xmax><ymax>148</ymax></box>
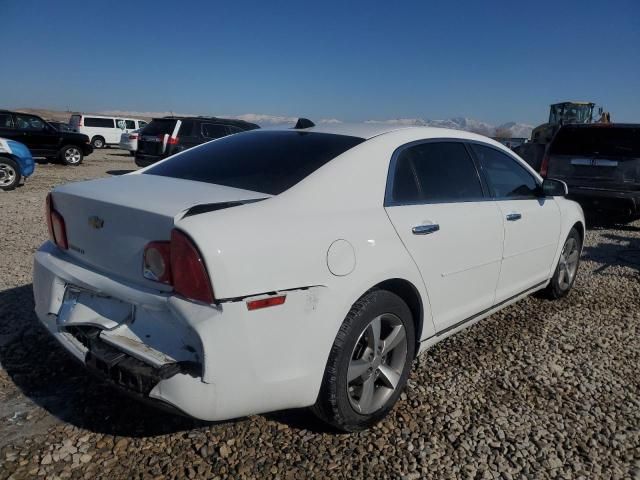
<box><xmin>246</xmin><ymin>295</ymin><xmax>286</xmax><ymax>311</ymax></box>
<box><xmin>167</xmin><ymin>137</ymin><xmax>179</xmax><ymax>145</ymax></box>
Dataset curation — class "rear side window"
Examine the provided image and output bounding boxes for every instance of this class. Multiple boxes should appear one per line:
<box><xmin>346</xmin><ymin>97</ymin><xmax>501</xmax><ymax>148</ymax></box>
<box><xmin>141</xmin><ymin>119</ymin><xmax>178</xmax><ymax>136</ymax></box>
<box><xmin>144</xmin><ymin>131</ymin><xmax>365</xmax><ymax>195</ymax></box>
<box><xmin>201</xmin><ymin>123</ymin><xmax>228</xmax><ymax>139</ymax></box>
<box><xmin>472</xmin><ymin>144</ymin><xmax>538</xmax><ymax>199</ymax></box>
<box><xmin>15</xmin><ymin>114</ymin><xmax>46</xmax><ymax>131</ymax></box>
<box><xmin>125</xmin><ymin>120</ymin><xmax>136</xmax><ymax>129</ymax></box>
<box><xmin>85</xmin><ymin>117</ymin><xmax>115</xmax><ymax>128</ymax></box>
<box><xmin>390</xmin><ymin>142</ymin><xmax>483</xmax><ymax>204</ymax></box>
<box><xmin>0</xmin><ymin>113</ymin><xmax>14</xmax><ymax>128</ymax></box>
<box><xmin>138</xmin><ymin>121</ymin><xmax>147</xmax><ymax>128</ymax></box>
<box><xmin>69</xmin><ymin>114</ymin><xmax>81</xmax><ymax>127</ymax></box>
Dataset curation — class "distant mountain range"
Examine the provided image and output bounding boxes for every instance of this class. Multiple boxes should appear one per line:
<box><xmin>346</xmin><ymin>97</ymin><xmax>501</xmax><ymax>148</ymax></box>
<box><xmin>16</xmin><ymin>108</ymin><xmax>533</xmax><ymax>138</ymax></box>
<box><xmin>364</xmin><ymin>117</ymin><xmax>533</xmax><ymax>138</ymax></box>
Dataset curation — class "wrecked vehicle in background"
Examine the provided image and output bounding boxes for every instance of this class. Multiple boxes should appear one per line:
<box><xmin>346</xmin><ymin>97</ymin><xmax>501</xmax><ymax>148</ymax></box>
<box><xmin>543</xmin><ymin>124</ymin><xmax>640</xmax><ymax>221</ymax></box>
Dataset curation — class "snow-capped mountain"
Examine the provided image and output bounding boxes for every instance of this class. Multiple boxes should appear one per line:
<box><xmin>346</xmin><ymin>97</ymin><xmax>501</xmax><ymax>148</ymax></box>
<box><xmin>95</xmin><ymin>109</ymin><xmax>532</xmax><ymax>138</ymax></box>
<box><xmin>365</xmin><ymin>117</ymin><xmax>532</xmax><ymax>138</ymax></box>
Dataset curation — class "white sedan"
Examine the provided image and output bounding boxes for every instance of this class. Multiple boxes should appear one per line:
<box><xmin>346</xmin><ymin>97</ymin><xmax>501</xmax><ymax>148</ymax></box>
<box><xmin>119</xmin><ymin>129</ymin><xmax>140</xmax><ymax>156</ymax></box>
<box><xmin>33</xmin><ymin>123</ymin><xmax>584</xmax><ymax>431</ymax></box>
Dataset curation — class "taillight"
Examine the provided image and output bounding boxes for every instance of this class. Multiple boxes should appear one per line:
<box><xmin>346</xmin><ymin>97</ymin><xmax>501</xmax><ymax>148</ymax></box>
<box><xmin>129</xmin><ymin>134</ymin><xmax>138</xmax><ymax>140</ymax></box>
<box><xmin>143</xmin><ymin>230</ymin><xmax>214</xmax><ymax>303</ymax></box>
<box><xmin>46</xmin><ymin>193</ymin><xmax>68</xmax><ymax>250</ymax></box>
<box><xmin>167</xmin><ymin>137</ymin><xmax>179</xmax><ymax>145</ymax></box>
<box><xmin>143</xmin><ymin>242</ymin><xmax>171</xmax><ymax>283</ymax></box>
<box><xmin>170</xmin><ymin>230</ymin><xmax>214</xmax><ymax>304</ymax></box>
<box><xmin>540</xmin><ymin>155</ymin><xmax>550</xmax><ymax>177</ymax></box>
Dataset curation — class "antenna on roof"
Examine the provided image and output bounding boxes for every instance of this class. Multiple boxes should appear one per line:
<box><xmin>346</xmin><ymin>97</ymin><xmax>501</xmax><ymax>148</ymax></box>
<box><xmin>293</xmin><ymin>118</ymin><xmax>315</xmax><ymax>129</ymax></box>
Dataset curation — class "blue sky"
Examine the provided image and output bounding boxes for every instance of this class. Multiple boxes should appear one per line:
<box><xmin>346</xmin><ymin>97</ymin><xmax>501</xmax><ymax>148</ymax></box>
<box><xmin>2</xmin><ymin>0</ymin><xmax>639</xmax><ymax>125</ymax></box>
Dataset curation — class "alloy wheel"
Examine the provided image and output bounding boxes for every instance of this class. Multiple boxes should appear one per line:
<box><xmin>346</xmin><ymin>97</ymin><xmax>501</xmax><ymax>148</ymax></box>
<box><xmin>558</xmin><ymin>236</ymin><xmax>580</xmax><ymax>290</ymax></box>
<box><xmin>0</xmin><ymin>162</ymin><xmax>16</xmax><ymax>187</ymax></box>
<box><xmin>65</xmin><ymin>148</ymin><xmax>81</xmax><ymax>164</ymax></box>
<box><xmin>347</xmin><ymin>313</ymin><xmax>408</xmax><ymax>415</ymax></box>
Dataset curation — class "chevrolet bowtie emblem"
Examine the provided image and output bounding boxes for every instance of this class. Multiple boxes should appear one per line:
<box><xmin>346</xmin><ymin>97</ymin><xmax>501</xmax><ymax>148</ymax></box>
<box><xmin>88</xmin><ymin>216</ymin><xmax>104</xmax><ymax>229</ymax></box>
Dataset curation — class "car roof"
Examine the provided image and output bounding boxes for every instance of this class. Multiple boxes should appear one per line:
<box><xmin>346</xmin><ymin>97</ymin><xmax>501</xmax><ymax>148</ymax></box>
<box><xmin>284</xmin><ymin>122</ymin><xmax>499</xmax><ymax>143</ymax></box>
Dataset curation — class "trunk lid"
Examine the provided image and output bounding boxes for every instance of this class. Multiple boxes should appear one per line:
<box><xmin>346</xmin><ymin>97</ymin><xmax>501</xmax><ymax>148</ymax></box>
<box><xmin>51</xmin><ymin>174</ymin><xmax>266</xmax><ymax>288</ymax></box>
<box><xmin>547</xmin><ymin>125</ymin><xmax>640</xmax><ymax>191</ymax></box>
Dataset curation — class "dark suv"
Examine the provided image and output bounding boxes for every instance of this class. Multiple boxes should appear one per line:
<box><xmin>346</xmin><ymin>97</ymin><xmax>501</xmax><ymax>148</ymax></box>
<box><xmin>544</xmin><ymin>124</ymin><xmax>640</xmax><ymax>220</ymax></box>
<box><xmin>135</xmin><ymin>116</ymin><xmax>259</xmax><ymax>167</ymax></box>
<box><xmin>0</xmin><ymin>110</ymin><xmax>93</xmax><ymax>166</ymax></box>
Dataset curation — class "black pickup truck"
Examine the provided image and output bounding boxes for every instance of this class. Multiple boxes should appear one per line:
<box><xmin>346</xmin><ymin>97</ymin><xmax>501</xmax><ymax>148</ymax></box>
<box><xmin>544</xmin><ymin>124</ymin><xmax>640</xmax><ymax>221</ymax></box>
<box><xmin>0</xmin><ymin>110</ymin><xmax>93</xmax><ymax>165</ymax></box>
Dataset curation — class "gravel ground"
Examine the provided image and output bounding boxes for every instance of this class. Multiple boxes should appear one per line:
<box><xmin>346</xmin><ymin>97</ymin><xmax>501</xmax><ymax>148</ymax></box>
<box><xmin>0</xmin><ymin>149</ymin><xmax>639</xmax><ymax>479</ymax></box>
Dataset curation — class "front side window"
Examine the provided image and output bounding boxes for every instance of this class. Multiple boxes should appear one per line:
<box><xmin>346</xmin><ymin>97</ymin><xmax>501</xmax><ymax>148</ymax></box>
<box><xmin>145</xmin><ymin>130</ymin><xmax>365</xmax><ymax>195</ymax></box>
<box><xmin>201</xmin><ymin>123</ymin><xmax>228</xmax><ymax>139</ymax></box>
<box><xmin>125</xmin><ymin>120</ymin><xmax>136</xmax><ymax>129</ymax></box>
<box><xmin>15</xmin><ymin>114</ymin><xmax>46</xmax><ymax>131</ymax></box>
<box><xmin>471</xmin><ymin>144</ymin><xmax>538</xmax><ymax>199</ymax></box>
<box><xmin>390</xmin><ymin>142</ymin><xmax>484</xmax><ymax>204</ymax></box>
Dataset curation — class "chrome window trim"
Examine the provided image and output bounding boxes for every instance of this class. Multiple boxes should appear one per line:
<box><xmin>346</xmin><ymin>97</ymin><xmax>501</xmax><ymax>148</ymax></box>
<box><xmin>384</xmin><ymin>138</ymin><xmax>491</xmax><ymax>207</ymax></box>
<box><xmin>466</xmin><ymin>140</ymin><xmax>545</xmax><ymax>201</ymax></box>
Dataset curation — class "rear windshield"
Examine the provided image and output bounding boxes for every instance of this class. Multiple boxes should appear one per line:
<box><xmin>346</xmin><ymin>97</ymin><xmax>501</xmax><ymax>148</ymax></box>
<box><xmin>551</xmin><ymin>126</ymin><xmax>640</xmax><ymax>157</ymax></box>
<box><xmin>141</xmin><ymin>119</ymin><xmax>178</xmax><ymax>136</ymax></box>
<box><xmin>144</xmin><ymin>130</ymin><xmax>365</xmax><ymax>195</ymax></box>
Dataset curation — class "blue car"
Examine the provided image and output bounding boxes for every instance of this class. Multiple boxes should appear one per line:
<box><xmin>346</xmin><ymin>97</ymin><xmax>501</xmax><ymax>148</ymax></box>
<box><xmin>0</xmin><ymin>137</ymin><xmax>35</xmax><ymax>190</ymax></box>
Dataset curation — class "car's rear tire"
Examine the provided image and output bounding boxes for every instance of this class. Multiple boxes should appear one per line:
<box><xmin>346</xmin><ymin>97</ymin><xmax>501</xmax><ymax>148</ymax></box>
<box><xmin>59</xmin><ymin>145</ymin><xmax>84</xmax><ymax>166</ymax></box>
<box><xmin>129</xmin><ymin>151</ymin><xmax>135</xmax><ymax>157</ymax></box>
<box><xmin>0</xmin><ymin>157</ymin><xmax>21</xmax><ymax>190</ymax></box>
<box><xmin>543</xmin><ymin>227</ymin><xmax>582</xmax><ymax>299</ymax></box>
<box><xmin>312</xmin><ymin>290</ymin><xmax>415</xmax><ymax>432</ymax></box>
<box><xmin>91</xmin><ymin>136</ymin><xmax>105</xmax><ymax>149</ymax></box>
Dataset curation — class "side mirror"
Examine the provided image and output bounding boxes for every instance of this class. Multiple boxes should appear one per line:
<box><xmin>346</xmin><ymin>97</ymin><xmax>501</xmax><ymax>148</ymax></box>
<box><xmin>542</xmin><ymin>178</ymin><xmax>568</xmax><ymax>197</ymax></box>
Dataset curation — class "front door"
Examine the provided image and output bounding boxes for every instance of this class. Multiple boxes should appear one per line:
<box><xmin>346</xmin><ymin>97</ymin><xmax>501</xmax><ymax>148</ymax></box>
<box><xmin>384</xmin><ymin>141</ymin><xmax>504</xmax><ymax>332</ymax></box>
<box><xmin>470</xmin><ymin>143</ymin><xmax>561</xmax><ymax>302</ymax></box>
<box><xmin>14</xmin><ymin>114</ymin><xmax>59</xmax><ymax>156</ymax></box>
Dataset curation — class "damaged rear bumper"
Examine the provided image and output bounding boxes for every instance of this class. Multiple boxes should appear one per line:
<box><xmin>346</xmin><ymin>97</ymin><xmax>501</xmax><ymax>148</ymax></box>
<box><xmin>32</xmin><ymin>241</ymin><xmax>330</xmax><ymax>421</ymax></box>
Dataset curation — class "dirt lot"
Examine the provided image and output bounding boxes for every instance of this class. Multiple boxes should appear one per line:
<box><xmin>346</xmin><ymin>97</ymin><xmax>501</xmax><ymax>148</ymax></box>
<box><xmin>0</xmin><ymin>149</ymin><xmax>639</xmax><ymax>479</ymax></box>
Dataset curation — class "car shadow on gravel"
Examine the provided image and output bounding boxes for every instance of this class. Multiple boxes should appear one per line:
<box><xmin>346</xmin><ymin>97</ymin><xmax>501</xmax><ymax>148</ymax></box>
<box><xmin>582</xmin><ymin>233</ymin><xmax>640</xmax><ymax>275</ymax></box>
<box><xmin>0</xmin><ymin>284</ymin><xmax>328</xmax><ymax>437</ymax></box>
<box><xmin>106</xmin><ymin>169</ymin><xmax>136</xmax><ymax>176</ymax></box>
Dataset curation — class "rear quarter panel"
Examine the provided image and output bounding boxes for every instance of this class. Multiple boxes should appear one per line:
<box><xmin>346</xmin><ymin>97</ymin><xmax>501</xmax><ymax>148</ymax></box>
<box><xmin>175</xmin><ymin>134</ymin><xmax>439</xmax><ymax>342</ymax></box>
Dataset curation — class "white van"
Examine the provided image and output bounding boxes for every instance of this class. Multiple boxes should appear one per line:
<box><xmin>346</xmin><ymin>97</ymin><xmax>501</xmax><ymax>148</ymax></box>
<box><xmin>69</xmin><ymin>114</ymin><xmax>148</xmax><ymax>149</ymax></box>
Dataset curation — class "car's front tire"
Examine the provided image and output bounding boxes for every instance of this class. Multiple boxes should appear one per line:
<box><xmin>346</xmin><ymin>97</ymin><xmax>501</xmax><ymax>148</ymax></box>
<box><xmin>543</xmin><ymin>227</ymin><xmax>582</xmax><ymax>299</ymax></box>
<box><xmin>59</xmin><ymin>145</ymin><xmax>84</xmax><ymax>166</ymax></box>
<box><xmin>0</xmin><ymin>157</ymin><xmax>21</xmax><ymax>190</ymax></box>
<box><xmin>313</xmin><ymin>290</ymin><xmax>415</xmax><ymax>432</ymax></box>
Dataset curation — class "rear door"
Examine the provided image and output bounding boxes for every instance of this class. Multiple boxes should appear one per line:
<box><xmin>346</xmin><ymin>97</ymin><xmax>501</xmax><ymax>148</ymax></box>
<box><xmin>384</xmin><ymin>141</ymin><xmax>504</xmax><ymax>333</ymax></box>
<box><xmin>471</xmin><ymin>143</ymin><xmax>561</xmax><ymax>302</ymax></box>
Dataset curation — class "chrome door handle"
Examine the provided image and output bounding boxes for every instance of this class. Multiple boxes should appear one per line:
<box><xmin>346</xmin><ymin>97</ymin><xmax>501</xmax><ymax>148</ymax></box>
<box><xmin>506</xmin><ymin>213</ymin><xmax>522</xmax><ymax>221</ymax></box>
<box><xmin>412</xmin><ymin>224</ymin><xmax>440</xmax><ymax>235</ymax></box>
